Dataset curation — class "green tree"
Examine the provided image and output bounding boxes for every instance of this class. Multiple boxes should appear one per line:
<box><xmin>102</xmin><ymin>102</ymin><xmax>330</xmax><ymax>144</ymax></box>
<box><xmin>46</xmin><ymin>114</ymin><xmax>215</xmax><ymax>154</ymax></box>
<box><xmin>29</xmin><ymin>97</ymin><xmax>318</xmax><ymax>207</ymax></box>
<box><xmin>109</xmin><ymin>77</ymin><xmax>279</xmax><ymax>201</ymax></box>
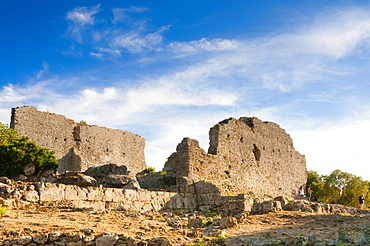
<box><xmin>0</xmin><ymin>123</ymin><xmax>58</xmax><ymax>178</ymax></box>
<box><xmin>315</xmin><ymin>169</ymin><xmax>368</xmax><ymax>207</ymax></box>
<box><xmin>306</xmin><ymin>170</ymin><xmax>324</xmax><ymax>202</ymax></box>
<box><xmin>340</xmin><ymin>175</ymin><xmax>368</xmax><ymax>207</ymax></box>
<box><xmin>0</xmin><ymin>123</ymin><xmax>18</xmax><ymax>145</ymax></box>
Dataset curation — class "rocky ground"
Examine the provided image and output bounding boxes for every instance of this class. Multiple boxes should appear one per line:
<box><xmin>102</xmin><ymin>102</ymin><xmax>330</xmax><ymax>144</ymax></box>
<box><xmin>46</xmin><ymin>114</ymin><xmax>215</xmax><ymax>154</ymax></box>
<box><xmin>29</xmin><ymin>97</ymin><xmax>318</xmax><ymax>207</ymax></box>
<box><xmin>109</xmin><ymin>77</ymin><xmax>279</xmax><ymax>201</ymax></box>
<box><xmin>1</xmin><ymin>205</ymin><xmax>370</xmax><ymax>245</ymax></box>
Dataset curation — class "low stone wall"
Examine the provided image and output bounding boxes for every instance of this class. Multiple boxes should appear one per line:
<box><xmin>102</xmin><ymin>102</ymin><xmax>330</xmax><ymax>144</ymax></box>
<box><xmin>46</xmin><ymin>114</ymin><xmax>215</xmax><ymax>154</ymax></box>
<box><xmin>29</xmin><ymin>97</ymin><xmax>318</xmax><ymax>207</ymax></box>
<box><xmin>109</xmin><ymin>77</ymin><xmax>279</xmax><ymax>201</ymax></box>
<box><xmin>0</xmin><ymin>178</ymin><xmax>254</xmax><ymax>216</ymax></box>
<box><xmin>0</xmin><ymin>180</ymin><xmax>196</xmax><ymax>212</ymax></box>
<box><xmin>0</xmin><ymin>232</ymin><xmax>175</xmax><ymax>246</ymax></box>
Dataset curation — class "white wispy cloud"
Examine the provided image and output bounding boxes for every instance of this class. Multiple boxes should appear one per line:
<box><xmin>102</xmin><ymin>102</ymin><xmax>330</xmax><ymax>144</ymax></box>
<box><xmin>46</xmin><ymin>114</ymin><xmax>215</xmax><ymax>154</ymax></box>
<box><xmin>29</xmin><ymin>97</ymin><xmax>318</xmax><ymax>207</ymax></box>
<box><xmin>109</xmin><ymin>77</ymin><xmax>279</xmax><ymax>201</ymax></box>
<box><xmin>0</xmin><ymin>85</ymin><xmax>28</xmax><ymax>103</ymax></box>
<box><xmin>0</xmin><ymin>82</ymin><xmax>57</xmax><ymax>103</ymax></box>
<box><xmin>299</xmin><ymin>8</ymin><xmax>370</xmax><ymax>58</ymax></box>
<box><xmin>111</xmin><ymin>25</ymin><xmax>170</xmax><ymax>54</ymax></box>
<box><xmin>112</xmin><ymin>6</ymin><xmax>149</xmax><ymax>23</ymax></box>
<box><xmin>168</xmin><ymin>38</ymin><xmax>241</xmax><ymax>53</ymax></box>
<box><xmin>66</xmin><ymin>4</ymin><xmax>102</xmax><ymax>43</ymax></box>
<box><xmin>35</xmin><ymin>63</ymin><xmax>49</xmax><ymax>80</ymax></box>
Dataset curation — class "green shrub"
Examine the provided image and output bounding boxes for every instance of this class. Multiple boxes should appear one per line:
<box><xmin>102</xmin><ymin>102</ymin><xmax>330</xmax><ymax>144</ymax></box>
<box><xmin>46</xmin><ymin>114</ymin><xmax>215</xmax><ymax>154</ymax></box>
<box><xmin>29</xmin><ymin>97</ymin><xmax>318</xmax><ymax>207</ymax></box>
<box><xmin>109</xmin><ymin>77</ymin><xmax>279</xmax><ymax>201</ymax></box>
<box><xmin>78</xmin><ymin>120</ymin><xmax>87</xmax><ymax>125</ymax></box>
<box><xmin>0</xmin><ymin>123</ymin><xmax>58</xmax><ymax>178</ymax></box>
<box><xmin>143</xmin><ymin>166</ymin><xmax>156</xmax><ymax>174</ymax></box>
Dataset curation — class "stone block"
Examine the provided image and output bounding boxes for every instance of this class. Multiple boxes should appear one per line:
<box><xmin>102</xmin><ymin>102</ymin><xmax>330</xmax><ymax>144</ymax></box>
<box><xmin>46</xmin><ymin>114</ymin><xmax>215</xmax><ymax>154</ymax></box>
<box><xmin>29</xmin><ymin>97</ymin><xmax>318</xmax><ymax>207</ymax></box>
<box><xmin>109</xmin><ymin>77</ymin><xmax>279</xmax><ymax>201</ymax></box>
<box><xmin>86</xmin><ymin>187</ymin><xmax>105</xmax><ymax>201</ymax></box>
<box><xmin>151</xmin><ymin>196</ymin><xmax>168</xmax><ymax>211</ymax></box>
<box><xmin>136</xmin><ymin>190</ymin><xmax>151</xmax><ymax>201</ymax></box>
<box><xmin>102</xmin><ymin>189</ymin><xmax>115</xmax><ymax>202</ymax></box>
<box><xmin>23</xmin><ymin>191</ymin><xmax>39</xmax><ymax>202</ymax></box>
<box><xmin>38</xmin><ymin>184</ymin><xmax>65</xmax><ymax>201</ymax></box>
<box><xmin>64</xmin><ymin>186</ymin><xmax>87</xmax><ymax>200</ymax></box>
<box><xmin>124</xmin><ymin>189</ymin><xmax>137</xmax><ymax>200</ymax></box>
<box><xmin>111</xmin><ymin>189</ymin><xmax>125</xmax><ymax>203</ymax></box>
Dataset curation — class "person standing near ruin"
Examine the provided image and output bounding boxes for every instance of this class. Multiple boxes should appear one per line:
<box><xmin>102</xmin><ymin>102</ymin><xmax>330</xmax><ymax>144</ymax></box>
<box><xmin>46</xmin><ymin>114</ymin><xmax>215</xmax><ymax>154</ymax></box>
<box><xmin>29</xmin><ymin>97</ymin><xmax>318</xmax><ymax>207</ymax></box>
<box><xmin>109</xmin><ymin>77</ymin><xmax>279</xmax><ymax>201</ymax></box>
<box><xmin>359</xmin><ymin>194</ymin><xmax>365</xmax><ymax>209</ymax></box>
<box><xmin>299</xmin><ymin>186</ymin><xmax>305</xmax><ymax>199</ymax></box>
<box><xmin>307</xmin><ymin>186</ymin><xmax>313</xmax><ymax>202</ymax></box>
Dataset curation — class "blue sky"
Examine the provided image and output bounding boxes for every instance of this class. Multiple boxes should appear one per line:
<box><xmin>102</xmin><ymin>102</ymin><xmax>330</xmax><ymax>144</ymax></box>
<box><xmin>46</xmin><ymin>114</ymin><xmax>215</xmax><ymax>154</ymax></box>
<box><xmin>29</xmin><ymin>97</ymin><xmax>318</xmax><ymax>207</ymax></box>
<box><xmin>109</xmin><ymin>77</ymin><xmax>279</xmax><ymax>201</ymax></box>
<box><xmin>2</xmin><ymin>0</ymin><xmax>370</xmax><ymax>180</ymax></box>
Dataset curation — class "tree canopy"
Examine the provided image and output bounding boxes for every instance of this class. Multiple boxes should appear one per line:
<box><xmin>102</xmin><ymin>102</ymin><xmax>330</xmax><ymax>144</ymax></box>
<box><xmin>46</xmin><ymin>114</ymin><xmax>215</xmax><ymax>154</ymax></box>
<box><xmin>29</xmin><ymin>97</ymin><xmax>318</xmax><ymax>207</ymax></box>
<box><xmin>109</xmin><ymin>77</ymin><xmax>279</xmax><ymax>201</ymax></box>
<box><xmin>0</xmin><ymin>122</ymin><xmax>58</xmax><ymax>178</ymax></box>
<box><xmin>307</xmin><ymin>169</ymin><xmax>369</xmax><ymax>208</ymax></box>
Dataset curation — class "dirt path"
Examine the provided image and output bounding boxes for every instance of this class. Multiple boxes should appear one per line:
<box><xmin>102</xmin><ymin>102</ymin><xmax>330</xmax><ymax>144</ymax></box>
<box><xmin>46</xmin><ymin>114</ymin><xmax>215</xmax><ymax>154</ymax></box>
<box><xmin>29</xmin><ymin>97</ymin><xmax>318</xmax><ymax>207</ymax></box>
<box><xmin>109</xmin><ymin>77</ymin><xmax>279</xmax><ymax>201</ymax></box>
<box><xmin>1</xmin><ymin>206</ymin><xmax>370</xmax><ymax>245</ymax></box>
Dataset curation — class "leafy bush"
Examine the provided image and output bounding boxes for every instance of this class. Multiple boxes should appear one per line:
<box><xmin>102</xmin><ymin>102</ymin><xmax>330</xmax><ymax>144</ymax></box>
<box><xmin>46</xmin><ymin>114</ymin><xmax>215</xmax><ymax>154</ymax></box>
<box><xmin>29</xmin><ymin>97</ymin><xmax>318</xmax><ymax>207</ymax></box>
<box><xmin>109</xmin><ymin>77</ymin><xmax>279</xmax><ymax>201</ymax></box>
<box><xmin>0</xmin><ymin>123</ymin><xmax>58</xmax><ymax>178</ymax></box>
<box><xmin>143</xmin><ymin>166</ymin><xmax>156</xmax><ymax>174</ymax></box>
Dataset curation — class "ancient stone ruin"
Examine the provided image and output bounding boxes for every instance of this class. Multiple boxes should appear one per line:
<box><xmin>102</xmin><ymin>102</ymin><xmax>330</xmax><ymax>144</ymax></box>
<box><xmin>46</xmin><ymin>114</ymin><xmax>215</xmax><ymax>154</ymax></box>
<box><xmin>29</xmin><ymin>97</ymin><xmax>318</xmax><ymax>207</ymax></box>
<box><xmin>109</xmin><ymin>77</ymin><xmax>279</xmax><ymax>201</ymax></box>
<box><xmin>160</xmin><ymin>117</ymin><xmax>307</xmax><ymax>199</ymax></box>
<box><xmin>3</xmin><ymin>107</ymin><xmax>370</xmax><ymax>245</ymax></box>
<box><xmin>10</xmin><ymin>106</ymin><xmax>146</xmax><ymax>175</ymax></box>
<box><xmin>7</xmin><ymin>106</ymin><xmax>307</xmax><ymax>214</ymax></box>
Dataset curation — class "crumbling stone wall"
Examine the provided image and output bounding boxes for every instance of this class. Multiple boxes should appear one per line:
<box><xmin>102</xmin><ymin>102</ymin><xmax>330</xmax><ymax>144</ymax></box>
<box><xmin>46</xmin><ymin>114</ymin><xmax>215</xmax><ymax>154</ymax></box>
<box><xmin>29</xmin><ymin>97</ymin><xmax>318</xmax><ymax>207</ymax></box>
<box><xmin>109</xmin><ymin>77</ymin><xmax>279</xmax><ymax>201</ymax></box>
<box><xmin>163</xmin><ymin>117</ymin><xmax>307</xmax><ymax>198</ymax></box>
<box><xmin>10</xmin><ymin>106</ymin><xmax>146</xmax><ymax>174</ymax></box>
<box><xmin>0</xmin><ymin>180</ymin><xmax>194</xmax><ymax>212</ymax></box>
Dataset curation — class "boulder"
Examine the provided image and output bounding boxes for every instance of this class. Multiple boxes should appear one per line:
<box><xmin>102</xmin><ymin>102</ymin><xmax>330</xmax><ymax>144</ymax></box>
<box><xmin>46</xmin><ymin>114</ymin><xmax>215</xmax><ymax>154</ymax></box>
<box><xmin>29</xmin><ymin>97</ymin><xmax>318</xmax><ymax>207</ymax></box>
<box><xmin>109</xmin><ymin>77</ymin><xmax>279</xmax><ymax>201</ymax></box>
<box><xmin>77</xmin><ymin>173</ymin><xmax>98</xmax><ymax>187</ymax></box>
<box><xmin>17</xmin><ymin>236</ymin><xmax>32</xmax><ymax>245</ymax></box>
<box><xmin>95</xmin><ymin>235</ymin><xmax>119</xmax><ymax>246</ymax></box>
<box><xmin>33</xmin><ymin>234</ymin><xmax>48</xmax><ymax>244</ymax></box>
<box><xmin>106</xmin><ymin>174</ymin><xmax>133</xmax><ymax>188</ymax></box>
<box><xmin>252</xmin><ymin>200</ymin><xmax>282</xmax><ymax>214</ymax></box>
<box><xmin>124</xmin><ymin>179</ymin><xmax>141</xmax><ymax>190</ymax></box>
<box><xmin>84</xmin><ymin>164</ymin><xmax>129</xmax><ymax>180</ymax></box>
<box><xmin>274</xmin><ymin>196</ymin><xmax>287</xmax><ymax>207</ymax></box>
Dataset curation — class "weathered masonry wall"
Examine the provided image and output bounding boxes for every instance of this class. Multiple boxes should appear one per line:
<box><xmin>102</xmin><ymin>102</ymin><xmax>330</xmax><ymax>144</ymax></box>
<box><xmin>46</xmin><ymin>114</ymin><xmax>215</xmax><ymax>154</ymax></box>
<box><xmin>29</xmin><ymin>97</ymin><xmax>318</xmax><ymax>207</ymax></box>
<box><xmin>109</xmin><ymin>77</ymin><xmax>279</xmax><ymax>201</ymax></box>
<box><xmin>10</xmin><ymin>106</ymin><xmax>146</xmax><ymax>174</ymax></box>
<box><xmin>1</xmin><ymin>182</ymin><xmax>192</xmax><ymax>212</ymax></box>
<box><xmin>163</xmin><ymin>117</ymin><xmax>307</xmax><ymax>198</ymax></box>
<box><xmin>1</xmin><ymin>180</ymin><xmax>250</xmax><ymax>215</ymax></box>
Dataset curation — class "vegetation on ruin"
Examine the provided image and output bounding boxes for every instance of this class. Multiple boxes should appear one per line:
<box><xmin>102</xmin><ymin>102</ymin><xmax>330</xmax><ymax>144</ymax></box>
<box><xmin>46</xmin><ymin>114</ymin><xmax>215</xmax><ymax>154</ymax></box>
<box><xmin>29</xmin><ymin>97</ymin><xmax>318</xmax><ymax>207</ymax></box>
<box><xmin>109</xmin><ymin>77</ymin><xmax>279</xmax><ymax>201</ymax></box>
<box><xmin>307</xmin><ymin>169</ymin><xmax>369</xmax><ymax>208</ymax></box>
<box><xmin>0</xmin><ymin>122</ymin><xmax>58</xmax><ymax>178</ymax></box>
<box><xmin>143</xmin><ymin>166</ymin><xmax>156</xmax><ymax>174</ymax></box>
<box><xmin>78</xmin><ymin>120</ymin><xmax>87</xmax><ymax>125</ymax></box>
